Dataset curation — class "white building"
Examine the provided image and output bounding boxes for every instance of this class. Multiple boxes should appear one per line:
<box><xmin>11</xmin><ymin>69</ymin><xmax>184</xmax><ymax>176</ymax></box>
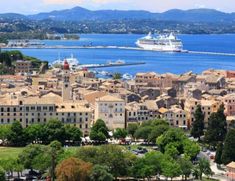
<box><xmin>94</xmin><ymin>95</ymin><xmax>125</xmax><ymax>130</ymax></box>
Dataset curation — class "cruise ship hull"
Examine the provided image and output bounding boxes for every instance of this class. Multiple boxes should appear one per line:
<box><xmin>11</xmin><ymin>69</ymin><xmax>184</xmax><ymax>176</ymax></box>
<box><xmin>136</xmin><ymin>41</ymin><xmax>182</xmax><ymax>52</ymax></box>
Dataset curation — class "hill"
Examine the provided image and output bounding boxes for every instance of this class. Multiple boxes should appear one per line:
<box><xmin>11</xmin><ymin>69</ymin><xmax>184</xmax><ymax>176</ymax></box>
<box><xmin>26</xmin><ymin>7</ymin><xmax>235</xmax><ymax>23</ymax></box>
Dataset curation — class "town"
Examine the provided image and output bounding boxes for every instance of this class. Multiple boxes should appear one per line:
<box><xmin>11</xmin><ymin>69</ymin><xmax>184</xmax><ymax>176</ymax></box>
<box><xmin>0</xmin><ymin>49</ymin><xmax>235</xmax><ymax>181</ymax></box>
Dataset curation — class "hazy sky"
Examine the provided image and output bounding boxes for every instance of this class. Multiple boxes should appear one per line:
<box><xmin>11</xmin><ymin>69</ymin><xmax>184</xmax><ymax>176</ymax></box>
<box><xmin>0</xmin><ymin>0</ymin><xmax>235</xmax><ymax>14</ymax></box>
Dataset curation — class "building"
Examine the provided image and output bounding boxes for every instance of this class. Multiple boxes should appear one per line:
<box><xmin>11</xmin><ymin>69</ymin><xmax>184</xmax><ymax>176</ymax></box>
<box><xmin>125</xmin><ymin>101</ymin><xmax>159</xmax><ymax>126</ymax></box>
<box><xmin>226</xmin><ymin>162</ymin><xmax>235</xmax><ymax>181</ymax></box>
<box><xmin>94</xmin><ymin>95</ymin><xmax>125</xmax><ymax>130</ymax></box>
<box><xmin>15</xmin><ymin>60</ymin><xmax>32</xmax><ymax>74</ymax></box>
<box><xmin>184</xmin><ymin>98</ymin><xmax>220</xmax><ymax>127</ymax></box>
<box><xmin>160</xmin><ymin>106</ymin><xmax>188</xmax><ymax>129</ymax></box>
<box><xmin>205</xmin><ymin>75</ymin><xmax>226</xmax><ymax>89</ymax></box>
<box><xmin>0</xmin><ymin>92</ymin><xmax>93</xmax><ymax>136</ymax></box>
<box><xmin>223</xmin><ymin>93</ymin><xmax>235</xmax><ymax>116</ymax></box>
<box><xmin>135</xmin><ymin>72</ymin><xmax>173</xmax><ymax>89</ymax></box>
<box><xmin>62</xmin><ymin>60</ymin><xmax>72</xmax><ymax>101</ymax></box>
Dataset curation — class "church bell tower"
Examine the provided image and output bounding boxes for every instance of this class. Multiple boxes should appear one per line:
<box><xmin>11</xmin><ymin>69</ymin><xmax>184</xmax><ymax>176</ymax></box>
<box><xmin>62</xmin><ymin>60</ymin><xmax>72</xmax><ymax>101</ymax></box>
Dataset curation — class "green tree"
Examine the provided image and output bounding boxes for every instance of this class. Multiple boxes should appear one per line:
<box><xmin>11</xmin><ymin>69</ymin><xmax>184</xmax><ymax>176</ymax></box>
<box><xmin>113</xmin><ymin>128</ymin><xmax>128</xmax><ymax>139</ymax></box>
<box><xmin>113</xmin><ymin>73</ymin><xmax>122</xmax><ymax>80</ymax></box>
<box><xmin>90</xmin><ymin>119</ymin><xmax>109</xmax><ymax>142</ymax></box>
<box><xmin>156</xmin><ymin>128</ymin><xmax>186</xmax><ymax>154</ymax></box>
<box><xmin>76</xmin><ymin>146</ymin><xmax>99</xmax><ymax>164</ymax></box>
<box><xmin>89</xmin><ymin>165</ymin><xmax>114</xmax><ymax>181</ymax></box>
<box><xmin>144</xmin><ymin>151</ymin><xmax>163</xmax><ymax>176</ymax></box>
<box><xmin>0</xmin><ymin>52</ymin><xmax>11</xmax><ymax>66</ymax></box>
<box><xmin>0</xmin><ymin>166</ymin><xmax>6</xmax><ymax>181</ymax></box>
<box><xmin>161</xmin><ymin>157</ymin><xmax>182</xmax><ymax>180</ymax></box>
<box><xmin>48</xmin><ymin>141</ymin><xmax>63</xmax><ymax>181</ymax></box>
<box><xmin>44</xmin><ymin>119</ymin><xmax>66</xmax><ymax>144</ymax></box>
<box><xmin>0</xmin><ymin>125</ymin><xmax>10</xmax><ymax>145</ymax></box>
<box><xmin>7</xmin><ymin>121</ymin><xmax>25</xmax><ymax>146</ymax></box>
<box><xmin>0</xmin><ymin>158</ymin><xmax>15</xmax><ymax>178</ymax></box>
<box><xmin>76</xmin><ymin>145</ymin><xmax>136</xmax><ymax>179</ymax></box>
<box><xmin>205</xmin><ymin>104</ymin><xmax>227</xmax><ymax>147</ymax></box>
<box><xmin>215</xmin><ymin>142</ymin><xmax>223</xmax><ymax>164</ymax></box>
<box><xmin>196</xmin><ymin>158</ymin><xmax>213</xmax><ymax>180</ymax></box>
<box><xmin>221</xmin><ymin>128</ymin><xmax>235</xmax><ymax>164</ymax></box>
<box><xmin>24</xmin><ymin>124</ymin><xmax>44</xmax><ymax>144</ymax></box>
<box><xmin>134</xmin><ymin>126</ymin><xmax>152</xmax><ymax>140</ymax></box>
<box><xmin>191</xmin><ymin>105</ymin><xmax>204</xmax><ymax>140</ymax></box>
<box><xmin>183</xmin><ymin>139</ymin><xmax>200</xmax><ymax>160</ymax></box>
<box><xmin>178</xmin><ymin>157</ymin><xmax>193</xmax><ymax>181</ymax></box>
<box><xmin>18</xmin><ymin>144</ymin><xmax>47</xmax><ymax>171</ymax></box>
<box><xmin>165</xmin><ymin>144</ymin><xmax>179</xmax><ymax>159</ymax></box>
<box><xmin>127</xmin><ymin>123</ymin><xmax>138</xmax><ymax>137</ymax></box>
<box><xmin>148</xmin><ymin>124</ymin><xmax>169</xmax><ymax>143</ymax></box>
<box><xmin>64</xmin><ymin>125</ymin><xmax>82</xmax><ymax>144</ymax></box>
<box><xmin>131</xmin><ymin>158</ymin><xmax>155</xmax><ymax>180</ymax></box>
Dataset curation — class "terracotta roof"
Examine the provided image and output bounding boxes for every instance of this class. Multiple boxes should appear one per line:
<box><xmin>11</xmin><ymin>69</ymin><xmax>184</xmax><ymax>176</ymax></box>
<box><xmin>159</xmin><ymin>107</ymin><xmax>169</xmax><ymax>114</ymax></box>
<box><xmin>96</xmin><ymin>95</ymin><xmax>124</xmax><ymax>102</ymax></box>
<box><xmin>84</xmin><ymin>91</ymin><xmax>107</xmax><ymax>105</ymax></box>
<box><xmin>227</xmin><ymin>162</ymin><xmax>235</xmax><ymax>169</ymax></box>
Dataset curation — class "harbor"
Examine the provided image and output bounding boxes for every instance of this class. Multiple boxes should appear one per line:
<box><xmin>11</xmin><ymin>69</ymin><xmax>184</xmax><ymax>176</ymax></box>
<box><xmin>3</xmin><ymin>45</ymin><xmax>235</xmax><ymax>57</ymax></box>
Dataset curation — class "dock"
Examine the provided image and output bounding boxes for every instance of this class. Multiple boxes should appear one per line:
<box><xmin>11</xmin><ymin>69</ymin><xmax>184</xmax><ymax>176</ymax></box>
<box><xmin>78</xmin><ymin>62</ymin><xmax>146</xmax><ymax>69</ymax></box>
<box><xmin>3</xmin><ymin>45</ymin><xmax>235</xmax><ymax>57</ymax></box>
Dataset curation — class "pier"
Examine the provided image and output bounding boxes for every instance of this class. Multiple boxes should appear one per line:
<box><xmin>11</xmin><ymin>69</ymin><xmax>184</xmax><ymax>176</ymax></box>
<box><xmin>3</xmin><ymin>45</ymin><xmax>235</xmax><ymax>57</ymax></box>
<box><xmin>78</xmin><ymin>62</ymin><xmax>146</xmax><ymax>69</ymax></box>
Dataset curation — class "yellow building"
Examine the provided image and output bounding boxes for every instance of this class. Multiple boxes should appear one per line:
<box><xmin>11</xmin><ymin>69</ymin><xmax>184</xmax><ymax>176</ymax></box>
<box><xmin>184</xmin><ymin>98</ymin><xmax>220</xmax><ymax>128</ymax></box>
<box><xmin>160</xmin><ymin>106</ymin><xmax>188</xmax><ymax>129</ymax></box>
<box><xmin>0</xmin><ymin>92</ymin><xmax>92</xmax><ymax>136</ymax></box>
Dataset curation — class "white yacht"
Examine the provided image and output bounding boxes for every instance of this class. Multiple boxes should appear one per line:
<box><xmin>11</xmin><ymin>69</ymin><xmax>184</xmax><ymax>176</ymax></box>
<box><xmin>136</xmin><ymin>32</ymin><xmax>183</xmax><ymax>52</ymax></box>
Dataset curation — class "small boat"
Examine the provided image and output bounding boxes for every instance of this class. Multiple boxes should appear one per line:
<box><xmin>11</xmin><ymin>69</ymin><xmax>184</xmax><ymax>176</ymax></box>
<box><xmin>122</xmin><ymin>73</ymin><xmax>133</xmax><ymax>80</ymax></box>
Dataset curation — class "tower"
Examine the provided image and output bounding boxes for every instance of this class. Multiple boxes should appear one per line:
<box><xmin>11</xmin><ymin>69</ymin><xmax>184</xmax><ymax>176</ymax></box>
<box><xmin>62</xmin><ymin>60</ymin><xmax>72</xmax><ymax>101</ymax></box>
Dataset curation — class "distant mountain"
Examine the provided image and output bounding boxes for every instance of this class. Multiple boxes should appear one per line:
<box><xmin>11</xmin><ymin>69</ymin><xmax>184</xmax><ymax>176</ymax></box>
<box><xmin>0</xmin><ymin>13</ymin><xmax>27</xmax><ymax>20</ymax></box>
<box><xmin>27</xmin><ymin>7</ymin><xmax>158</xmax><ymax>21</ymax></box>
<box><xmin>26</xmin><ymin>7</ymin><xmax>235</xmax><ymax>23</ymax></box>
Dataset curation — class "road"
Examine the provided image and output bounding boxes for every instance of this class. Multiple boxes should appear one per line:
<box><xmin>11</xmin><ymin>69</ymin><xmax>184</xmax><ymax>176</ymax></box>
<box><xmin>199</xmin><ymin>151</ymin><xmax>228</xmax><ymax>181</ymax></box>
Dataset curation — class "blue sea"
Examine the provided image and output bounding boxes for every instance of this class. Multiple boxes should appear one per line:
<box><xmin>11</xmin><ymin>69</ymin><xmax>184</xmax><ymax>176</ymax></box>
<box><xmin>8</xmin><ymin>34</ymin><xmax>235</xmax><ymax>75</ymax></box>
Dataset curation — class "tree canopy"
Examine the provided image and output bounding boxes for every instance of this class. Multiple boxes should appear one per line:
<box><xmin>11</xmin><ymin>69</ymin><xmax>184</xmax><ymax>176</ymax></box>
<box><xmin>205</xmin><ymin>104</ymin><xmax>227</xmax><ymax>147</ymax></box>
<box><xmin>191</xmin><ymin>105</ymin><xmax>204</xmax><ymax>140</ymax></box>
<box><xmin>221</xmin><ymin>128</ymin><xmax>235</xmax><ymax>164</ymax></box>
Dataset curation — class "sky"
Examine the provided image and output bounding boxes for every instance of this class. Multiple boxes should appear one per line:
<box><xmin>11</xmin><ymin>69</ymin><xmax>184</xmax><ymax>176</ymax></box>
<box><xmin>0</xmin><ymin>0</ymin><xmax>235</xmax><ymax>14</ymax></box>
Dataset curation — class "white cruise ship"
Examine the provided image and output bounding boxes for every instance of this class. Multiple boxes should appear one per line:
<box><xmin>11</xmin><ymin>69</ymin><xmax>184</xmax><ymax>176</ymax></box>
<box><xmin>136</xmin><ymin>32</ymin><xmax>183</xmax><ymax>52</ymax></box>
<box><xmin>51</xmin><ymin>54</ymin><xmax>79</xmax><ymax>69</ymax></box>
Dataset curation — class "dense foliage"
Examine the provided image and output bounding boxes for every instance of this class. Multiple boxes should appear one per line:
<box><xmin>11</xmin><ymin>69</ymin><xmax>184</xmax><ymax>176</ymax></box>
<box><xmin>0</xmin><ymin>50</ymin><xmax>47</xmax><ymax>74</ymax></box>
<box><xmin>191</xmin><ymin>105</ymin><xmax>205</xmax><ymax>140</ymax></box>
<box><xmin>0</xmin><ymin>119</ymin><xmax>82</xmax><ymax>146</ymax></box>
<box><xmin>89</xmin><ymin>119</ymin><xmax>109</xmax><ymax>142</ymax></box>
<box><xmin>205</xmin><ymin>104</ymin><xmax>227</xmax><ymax>148</ymax></box>
<box><xmin>133</xmin><ymin>119</ymin><xmax>170</xmax><ymax>142</ymax></box>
